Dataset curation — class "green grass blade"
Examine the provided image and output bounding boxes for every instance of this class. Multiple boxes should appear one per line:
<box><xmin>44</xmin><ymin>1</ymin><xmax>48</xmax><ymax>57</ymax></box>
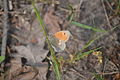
<box><xmin>80</xmin><ymin>25</ymin><xmax>119</xmax><ymax>52</ymax></box>
<box><xmin>0</xmin><ymin>56</ymin><xmax>5</xmax><ymax>63</ymax></box>
<box><xmin>67</xmin><ymin>13</ymin><xmax>74</xmax><ymax>22</ymax></box>
<box><xmin>71</xmin><ymin>21</ymin><xmax>107</xmax><ymax>32</ymax></box>
<box><xmin>75</xmin><ymin>47</ymin><xmax>102</xmax><ymax>61</ymax></box>
<box><xmin>94</xmin><ymin>73</ymin><xmax>104</xmax><ymax>80</ymax></box>
<box><xmin>74</xmin><ymin>25</ymin><xmax>119</xmax><ymax>61</ymax></box>
<box><xmin>32</xmin><ymin>1</ymin><xmax>61</xmax><ymax>80</ymax></box>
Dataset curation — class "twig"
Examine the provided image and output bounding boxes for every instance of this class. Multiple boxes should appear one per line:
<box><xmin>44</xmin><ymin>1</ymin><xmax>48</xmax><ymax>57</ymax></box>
<box><xmin>91</xmin><ymin>71</ymin><xmax>119</xmax><ymax>80</ymax></box>
<box><xmin>1</xmin><ymin>0</ymin><xmax>9</xmax><ymax>56</ymax></box>
<box><xmin>101</xmin><ymin>0</ymin><xmax>112</xmax><ymax>29</ymax></box>
<box><xmin>70</xmin><ymin>68</ymin><xmax>88</xmax><ymax>80</ymax></box>
<box><xmin>101</xmin><ymin>71</ymin><xmax>119</xmax><ymax>75</ymax></box>
<box><xmin>105</xmin><ymin>0</ymin><xmax>114</xmax><ymax>11</ymax></box>
<box><xmin>0</xmin><ymin>11</ymin><xmax>21</xmax><ymax>15</ymax></box>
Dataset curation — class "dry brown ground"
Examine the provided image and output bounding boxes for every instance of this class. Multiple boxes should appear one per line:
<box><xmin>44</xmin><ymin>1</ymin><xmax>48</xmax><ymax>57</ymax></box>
<box><xmin>0</xmin><ymin>0</ymin><xmax>120</xmax><ymax>80</ymax></box>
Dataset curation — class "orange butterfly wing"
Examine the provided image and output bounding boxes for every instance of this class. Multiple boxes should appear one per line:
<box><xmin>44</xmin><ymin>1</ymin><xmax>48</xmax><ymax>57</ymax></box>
<box><xmin>54</xmin><ymin>32</ymin><xmax>68</xmax><ymax>41</ymax></box>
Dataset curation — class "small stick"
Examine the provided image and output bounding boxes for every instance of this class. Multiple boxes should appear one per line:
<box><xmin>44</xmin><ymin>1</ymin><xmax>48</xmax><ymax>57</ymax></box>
<box><xmin>105</xmin><ymin>0</ymin><xmax>114</xmax><ymax>11</ymax></box>
<box><xmin>1</xmin><ymin>0</ymin><xmax>9</xmax><ymax>56</ymax></box>
<box><xmin>101</xmin><ymin>0</ymin><xmax>112</xmax><ymax>29</ymax></box>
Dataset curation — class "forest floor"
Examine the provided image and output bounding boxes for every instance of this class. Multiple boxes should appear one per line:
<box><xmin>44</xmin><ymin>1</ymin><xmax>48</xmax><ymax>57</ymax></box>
<box><xmin>0</xmin><ymin>0</ymin><xmax>120</xmax><ymax>80</ymax></box>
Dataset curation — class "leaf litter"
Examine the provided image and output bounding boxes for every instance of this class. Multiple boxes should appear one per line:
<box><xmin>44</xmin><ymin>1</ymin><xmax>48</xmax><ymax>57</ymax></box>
<box><xmin>0</xmin><ymin>0</ymin><xmax>120</xmax><ymax>80</ymax></box>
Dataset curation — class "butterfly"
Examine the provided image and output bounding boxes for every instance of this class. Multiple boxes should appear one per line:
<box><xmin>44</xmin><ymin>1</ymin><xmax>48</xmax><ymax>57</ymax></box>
<box><xmin>49</xmin><ymin>30</ymin><xmax>71</xmax><ymax>52</ymax></box>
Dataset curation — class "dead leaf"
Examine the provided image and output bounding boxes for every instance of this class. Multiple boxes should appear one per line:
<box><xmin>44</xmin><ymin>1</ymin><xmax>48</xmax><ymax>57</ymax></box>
<box><xmin>14</xmin><ymin>44</ymin><xmax>49</xmax><ymax>64</ymax></box>
<box><xmin>5</xmin><ymin>58</ymin><xmax>23</xmax><ymax>80</ymax></box>
<box><xmin>44</xmin><ymin>9</ymin><xmax>62</xmax><ymax>34</ymax></box>
<box><xmin>9</xmin><ymin>58</ymin><xmax>22</xmax><ymax>76</ymax></box>
<box><xmin>113</xmin><ymin>73</ymin><xmax>120</xmax><ymax>80</ymax></box>
<box><xmin>8</xmin><ymin>57</ymin><xmax>48</xmax><ymax>80</ymax></box>
<box><xmin>11</xmin><ymin>15</ymin><xmax>49</xmax><ymax>64</ymax></box>
<box><xmin>14</xmin><ymin>71</ymin><xmax>37</xmax><ymax>80</ymax></box>
<box><xmin>12</xmin><ymin>66</ymin><xmax>38</xmax><ymax>80</ymax></box>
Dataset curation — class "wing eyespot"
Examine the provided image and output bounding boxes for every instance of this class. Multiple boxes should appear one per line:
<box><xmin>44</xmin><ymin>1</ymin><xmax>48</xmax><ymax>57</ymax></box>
<box><xmin>63</xmin><ymin>32</ymin><xmax>66</xmax><ymax>35</ymax></box>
